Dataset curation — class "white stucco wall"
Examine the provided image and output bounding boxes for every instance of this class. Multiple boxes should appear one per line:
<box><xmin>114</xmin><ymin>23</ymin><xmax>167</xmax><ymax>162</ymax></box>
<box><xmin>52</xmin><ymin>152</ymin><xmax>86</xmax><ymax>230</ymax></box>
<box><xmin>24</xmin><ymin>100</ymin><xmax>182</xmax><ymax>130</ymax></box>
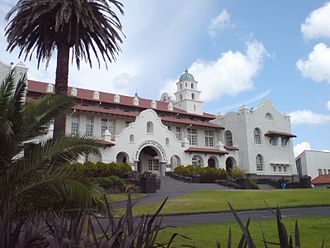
<box><xmin>214</xmin><ymin>100</ymin><xmax>296</xmax><ymax>176</ymax></box>
<box><xmin>296</xmin><ymin>150</ymin><xmax>330</xmax><ymax>180</ymax></box>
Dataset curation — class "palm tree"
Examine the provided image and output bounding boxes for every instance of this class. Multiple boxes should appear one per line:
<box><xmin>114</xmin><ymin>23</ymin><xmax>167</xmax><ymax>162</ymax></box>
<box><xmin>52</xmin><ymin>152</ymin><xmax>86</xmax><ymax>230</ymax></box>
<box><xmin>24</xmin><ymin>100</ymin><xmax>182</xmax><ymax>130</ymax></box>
<box><xmin>0</xmin><ymin>70</ymin><xmax>103</xmax><ymax>247</ymax></box>
<box><xmin>5</xmin><ymin>0</ymin><xmax>124</xmax><ymax>137</ymax></box>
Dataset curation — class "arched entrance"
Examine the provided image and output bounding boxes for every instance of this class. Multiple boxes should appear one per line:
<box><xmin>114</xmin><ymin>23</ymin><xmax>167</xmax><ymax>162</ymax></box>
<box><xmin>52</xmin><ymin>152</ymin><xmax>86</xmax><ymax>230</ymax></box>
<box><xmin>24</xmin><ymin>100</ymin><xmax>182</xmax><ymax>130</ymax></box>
<box><xmin>138</xmin><ymin>146</ymin><xmax>161</xmax><ymax>175</ymax></box>
<box><xmin>207</xmin><ymin>156</ymin><xmax>218</xmax><ymax>168</ymax></box>
<box><xmin>225</xmin><ymin>157</ymin><xmax>236</xmax><ymax>172</ymax></box>
<box><xmin>134</xmin><ymin>140</ymin><xmax>167</xmax><ymax>176</ymax></box>
<box><xmin>116</xmin><ymin>152</ymin><xmax>129</xmax><ymax>164</ymax></box>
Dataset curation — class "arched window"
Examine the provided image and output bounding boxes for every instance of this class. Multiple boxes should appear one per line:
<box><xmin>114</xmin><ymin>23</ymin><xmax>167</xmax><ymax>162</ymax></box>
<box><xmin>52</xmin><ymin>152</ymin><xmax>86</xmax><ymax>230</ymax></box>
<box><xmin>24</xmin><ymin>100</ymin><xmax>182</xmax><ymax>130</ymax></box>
<box><xmin>180</xmin><ymin>94</ymin><xmax>183</xmax><ymax>101</ymax></box>
<box><xmin>265</xmin><ymin>112</ymin><xmax>273</xmax><ymax>120</ymax></box>
<box><xmin>191</xmin><ymin>93</ymin><xmax>195</xmax><ymax>100</ymax></box>
<box><xmin>129</xmin><ymin>134</ymin><xmax>134</xmax><ymax>143</ymax></box>
<box><xmin>224</xmin><ymin>130</ymin><xmax>233</xmax><ymax>146</ymax></box>
<box><xmin>256</xmin><ymin>154</ymin><xmax>264</xmax><ymax>171</ymax></box>
<box><xmin>165</xmin><ymin>138</ymin><xmax>170</xmax><ymax>145</ymax></box>
<box><xmin>192</xmin><ymin>155</ymin><xmax>203</xmax><ymax>166</ymax></box>
<box><xmin>147</xmin><ymin>121</ymin><xmax>154</xmax><ymax>133</ymax></box>
<box><xmin>191</xmin><ymin>83</ymin><xmax>194</xmax><ymax>89</ymax></box>
<box><xmin>254</xmin><ymin>128</ymin><xmax>262</xmax><ymax>144</ymax></box>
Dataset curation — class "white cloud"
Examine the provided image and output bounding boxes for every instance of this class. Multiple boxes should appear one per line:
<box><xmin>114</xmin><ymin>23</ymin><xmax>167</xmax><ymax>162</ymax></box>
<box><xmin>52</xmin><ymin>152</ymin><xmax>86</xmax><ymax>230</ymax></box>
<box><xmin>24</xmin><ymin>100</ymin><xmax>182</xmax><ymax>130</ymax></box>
<box><xmin>296</xmin><ymin>43</ymin><xmax>330</xmax><ymax>83</ymax></box>
<box><xmin>208</xmin><ymin>9</ymin><xmax>231</xmax><ymax>38</ymax></box>
<box><xmin>301</xmin><ymin>1</ymin><xmax>330</xmax><ymax>40</ymax></box>
<box><xmin>161</xmin><ymin>40</ymin><xmax>267</xmax><ymax>102</ymax></box>
<box><xmin>294</xmin><ymin>142</ymin><xmax>311</xmax><ymax>157</ymax></box>
<box><xmin>289</xmin><ymin>109</ymin><xmax>330</xmax><ymax>125</ymax></box>
<box><xmin>326</xmin><ymin>100</ymin><xmax>330</xmax><ymax>111</ymax></box>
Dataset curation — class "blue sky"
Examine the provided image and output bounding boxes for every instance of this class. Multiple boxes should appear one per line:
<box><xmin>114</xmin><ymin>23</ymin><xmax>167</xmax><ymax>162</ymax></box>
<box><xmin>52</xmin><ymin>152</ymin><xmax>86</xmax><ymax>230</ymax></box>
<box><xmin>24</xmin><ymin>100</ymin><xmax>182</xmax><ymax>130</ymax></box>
<box><xmin>0</xmin><ymin>0</ymin><xmax>330</xmax><ymax>156</ymax></box>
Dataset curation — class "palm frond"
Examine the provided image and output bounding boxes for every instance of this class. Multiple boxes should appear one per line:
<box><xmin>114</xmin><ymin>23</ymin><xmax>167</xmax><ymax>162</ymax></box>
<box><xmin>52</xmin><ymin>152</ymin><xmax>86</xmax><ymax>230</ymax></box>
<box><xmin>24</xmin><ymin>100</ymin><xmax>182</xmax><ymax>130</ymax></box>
<box><xmin>6</xmin><ymin>0</ymin><xmax>124</xmax><ymax>69</ymax></box>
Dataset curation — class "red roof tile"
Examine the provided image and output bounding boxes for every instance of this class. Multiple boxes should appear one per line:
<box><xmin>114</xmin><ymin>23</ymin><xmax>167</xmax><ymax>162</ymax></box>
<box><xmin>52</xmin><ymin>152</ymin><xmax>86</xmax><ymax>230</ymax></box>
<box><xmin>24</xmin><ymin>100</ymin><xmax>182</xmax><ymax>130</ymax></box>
<box><xmin>73</xmin><ymin>104</ymin><xmax>138</xmax><ymax>117</ymax></box>
<box><xmin>185</xmin><ymin>147</ymin><xmax>228</xmax><ymax>155</ymax></box>
<box><xmin>27</xmin><ymin>80</ymin><xmax>216</xmax><ymax>119</ymax></box>
<box><xmin>96</xmin><ymin>140</ymin><xmax>115</xmax><ymax>146</ymax></box>
<box><xmin>161</xmin><ymin>116</ymin><xmax>223</xmax><ymax>129</ymax></box>
<box><xmin>265</xmin><ymin>130</ymin><xmax>296</xmax><ymax>138</ymax></box>
<box><xmin>224</xmin><ymin>145</ymin><xmax>239</xmax><ymax>151</ymax></box>
<box><xmin>312</xmin><ymin>175</ymin><xmax>330</xmax><ymax>185</ymax></box>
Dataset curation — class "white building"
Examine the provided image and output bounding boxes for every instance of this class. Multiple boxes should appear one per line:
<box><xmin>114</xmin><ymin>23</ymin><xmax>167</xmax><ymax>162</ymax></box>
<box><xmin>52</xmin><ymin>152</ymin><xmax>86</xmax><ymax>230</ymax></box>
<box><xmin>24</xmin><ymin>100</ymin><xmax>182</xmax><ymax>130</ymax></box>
<box><xmin>296</xmin><ymin>150</ymin><xmax>330</xmax><ymax>180</ymax></box>
<box><xmin>0</xmin><ymin>61</ymin><xmax>298</xmax><ymax>180</ymax></box>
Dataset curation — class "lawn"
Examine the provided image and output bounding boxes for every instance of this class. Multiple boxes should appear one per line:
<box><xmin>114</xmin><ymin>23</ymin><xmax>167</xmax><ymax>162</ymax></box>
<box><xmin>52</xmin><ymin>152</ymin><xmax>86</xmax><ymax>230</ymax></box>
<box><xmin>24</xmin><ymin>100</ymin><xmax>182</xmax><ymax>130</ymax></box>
<box><xmin>106</xmin><ymin>193</ymin><xmax>145</xmax><ymax>202</ymax></box>
<box><xmin>157</xmin><ymin>216</ymin><xmax>330</xmax><ymax>247</ymax></box>
<box><xmin>131</xmin><ymin>189</ymin><xmax>330</xmax><ymax>215</ymax></box>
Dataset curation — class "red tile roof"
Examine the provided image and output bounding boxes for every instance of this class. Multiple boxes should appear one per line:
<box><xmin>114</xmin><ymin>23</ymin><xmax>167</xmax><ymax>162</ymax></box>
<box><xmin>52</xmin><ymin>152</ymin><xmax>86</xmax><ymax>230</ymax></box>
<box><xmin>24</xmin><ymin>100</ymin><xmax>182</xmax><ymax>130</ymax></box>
<box><xmin>312</xmin><ymin>175</ymin><xmax>330</xmax><ymax>185</ymax></box>
<box><xmin>265</xmin><ymin>130</ymin><xmax>296</xmax><ymax>138</ymax></box>
<box><xmin>185</xmin><ymin>147</ymin><xmax>228</xmax><ymax>155</ymax></box>
<box><xmin>96</xmin><ymin>140</ymin><xmax>115</xmax><ymax>146</ymax></box>
<box><xmin>224</xmin><ymin>145</ymin><xmax>239</xmax><ymax>151</ymax></box>
<box><xmin>73</xmin><ymin>104</ymin><xmax>138</xmax><ymax>117</ymax></box>
<box><xmin>161</xmin><ymin>116</ymin><xmax>224</xmax><ymax>129</ymax></box>
<box><xmin>27</xmin><ymin>80</ymin><xmax>216</xmax><ymax>119</ymax></box>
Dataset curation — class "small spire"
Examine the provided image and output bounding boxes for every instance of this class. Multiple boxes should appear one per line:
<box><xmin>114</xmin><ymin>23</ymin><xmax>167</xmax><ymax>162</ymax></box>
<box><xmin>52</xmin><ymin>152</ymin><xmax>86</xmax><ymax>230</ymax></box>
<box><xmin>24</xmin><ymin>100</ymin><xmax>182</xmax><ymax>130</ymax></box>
<box><xmin>134</xmin><ymin>91</ymin><xmax>138</xmax><ymax>97</ymax></box>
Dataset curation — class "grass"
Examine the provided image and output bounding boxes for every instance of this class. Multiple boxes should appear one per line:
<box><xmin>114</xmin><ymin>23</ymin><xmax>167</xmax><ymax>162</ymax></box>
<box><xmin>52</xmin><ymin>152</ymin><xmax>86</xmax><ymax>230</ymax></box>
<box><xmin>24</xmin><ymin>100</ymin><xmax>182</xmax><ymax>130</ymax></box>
<box><xmin>157</xmin><ymin>216</ymin><xmax>330</xmax><ymax>247</ymax></box>
<box><xmin>130</xmin><ymin>189</ymin><xmax>330</xmax><ymax>215</ymax></box>
<box><xmin>107</xmin><ymin>193</ymin><xmax>145</xmax><ymax>202</ymax></box>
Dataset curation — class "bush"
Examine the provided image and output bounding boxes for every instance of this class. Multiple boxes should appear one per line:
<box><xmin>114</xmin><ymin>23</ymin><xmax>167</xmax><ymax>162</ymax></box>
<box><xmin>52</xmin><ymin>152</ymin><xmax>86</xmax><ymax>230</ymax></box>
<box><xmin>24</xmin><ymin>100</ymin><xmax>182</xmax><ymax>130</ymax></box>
<box><xmin>229</xmin><ymin>167</ymin><xmax>246</xmax><ymax>178</ymax></box>
<box><xmin>174</xmin><ymin>165</ymin><xmax>227</xmax><ymax>183</ymax></box>
<box><xmin>96</xmin><ymin>176</ymin><xmax>126</xmax><ymax>189</ymax></box>
<box><xmin>70</xmin><ymin>162</ymin><xmax>132</xmax><ymax>178</ymax></box>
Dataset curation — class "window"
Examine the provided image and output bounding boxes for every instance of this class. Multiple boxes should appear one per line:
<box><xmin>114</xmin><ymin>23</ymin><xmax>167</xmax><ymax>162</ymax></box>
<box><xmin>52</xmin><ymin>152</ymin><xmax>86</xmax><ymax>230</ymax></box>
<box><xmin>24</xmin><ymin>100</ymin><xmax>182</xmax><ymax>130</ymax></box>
<box><xmin>71</xmin><ymin>116</ymin><xmax>79</xmax><ymax>135</ymax></box>
<box><xmin>271</xmin><ymin>137</ymin><xmax>279</xmax><ymax>146</ymax></box>
<box><xmin>265</xmin><ymin>112</ymin><xmax>273</xmax><ymax>120</ymax></box>
<box><xmin>185</xmin><ymin>82</ymin><xmax>187</xmax><ymax>87</ymax></box>
<box><xmin>180</xmin><ymin>84</ymin><xmax>183</xmax><ymax>89</ymax></box>
<box><xmin>85</xmin><ymin>116</ymin><xmax>94</xmax><ymax>136</ymax></box>
<box><xmin>328</xmin><ymin>169</ymin><xmax>330</xmax><ymax>174</ymax></box>
<box><xmin>129</xmin><ymin>134</ymin><xmax>134</xmax><ymax>143</ymax></box>
<box><xmin>147</xmin><ymin>121</ymin><xmax>154</xmax><ymax>133</ymax></box>
<box><xmin>191</xmin><ymin>83</ymin><xmax>194</xmax><ymax>89</ymax></box>
<box><xmin>273</xmin><ymin>166</ymin><xmax>276</xmax><ymax>172</ymax></box>
<box><xmin>180</xmin><ymin>94</ymin><xmax>183</xmax><ymax>101</ymax></box>
<box><xmin>187</xmin><ymin>128</ymin><xmax>197</xmax><ymax>145</ymax></box>
<box><xmin>281</xmin><ymin>137</ymin><xmax>286</xmax><ymax>146</ymax></box>
<box><xmin>254</xmin><ymin>128</ymin><xmax>262</xmax><ymax>144</ymax></box>
<box><xmin>279</xmin><ymin>166</ymin><xmax>282</xmax><ymax>172</ymax></box>
<box><xmin>256</xmin><ymin>154</ymin><xmax>264</xmax><ymax>171</ymax></box>
<box><xmin>324</xmin><ymin>169</ymin><xmax>327</xmax><ymax>175</ymax></box>
<box><xmin>192</xmin><ymin>155</ymin><xmax>203</xmax><ymax>166</ymax></box>
<box><xmin>318</xmin><ymin>169</ymin><xmax>323</xmax><ymax>175</ymax></box>
<box><xmin>191</xmin><ymin>93</ymin><xmax>195</xmax><ymax>100</ymax></box>
<box><xmin>283</xmin><ymin>166</ymin><xmax>287</xmax><ymax>172</ymax></box>
<box><xmin>225</xmin><ymin>130</ymin><xmax>233</xmax><ymax>146</ymax></box>
<box><xmin>166</xmin><ymin>138</ymin><xmax>170</xmax><ymax>145</ymax></box>
<box><xmin>176</xmin><ymin>127</ymin><xmax>182</xmax><ymax>141</ymax></box>
<box><xmin>101</xmin><ymin>118</ymin><xmax>115</xmax><ymax>137</ymax></box>
<box><xmin>205</xmin><ymin>131</ymin><xmax>214</xmax><ymax>147</ymax></box>
<box><xmin>148</xmin><ymin>159</ymin><xmax>159</xmax><ymax>171</ymax></box>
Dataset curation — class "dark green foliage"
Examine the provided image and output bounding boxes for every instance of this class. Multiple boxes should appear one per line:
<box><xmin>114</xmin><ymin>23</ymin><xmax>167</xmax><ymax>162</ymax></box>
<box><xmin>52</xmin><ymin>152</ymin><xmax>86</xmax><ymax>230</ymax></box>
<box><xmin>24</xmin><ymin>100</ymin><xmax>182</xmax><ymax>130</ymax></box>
<box><xmin>71</xmin><ymin>161</ymin><xmax>132</xmax><ymax>178</ymax></box>
<box><xmin>96</xmin><ymin>176</ymin><xmax>125</xmax><ymax>189</ymax></box>
<box><xmin>174</xmin><ymin>165</ymin><xmax>227</xmax><ymax>183</ymax></box>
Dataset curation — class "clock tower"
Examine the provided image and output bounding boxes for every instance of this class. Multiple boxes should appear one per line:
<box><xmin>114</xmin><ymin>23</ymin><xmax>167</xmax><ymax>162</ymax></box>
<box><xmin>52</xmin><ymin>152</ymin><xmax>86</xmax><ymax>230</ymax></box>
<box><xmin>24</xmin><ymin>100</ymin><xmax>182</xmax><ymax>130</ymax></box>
<box><xmin>173</xmin><ymin>70</ymin><xmax>203</xmax><ymax>115</ymax></box>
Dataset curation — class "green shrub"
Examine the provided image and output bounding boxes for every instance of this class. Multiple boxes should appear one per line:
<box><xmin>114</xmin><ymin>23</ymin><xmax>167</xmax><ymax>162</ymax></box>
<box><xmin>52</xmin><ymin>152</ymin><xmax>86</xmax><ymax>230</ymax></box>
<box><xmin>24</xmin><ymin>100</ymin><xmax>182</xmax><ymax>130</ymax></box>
<box><xmin>96</xmin><ymin>176</ymin><xmax>126</xmax><ymax>189</ymax></box>
<box><xmin>229</xmin><ymin>167</ymin><xmax>246</xmax><ymax>178</ymax></box>
<box><xmin>70</xmin><ymin>162</ymin><xmax>132</xmax><ymax>178</ymax></box>
<box><xmin>174</xmin><ymin>165</ymin><xmax>227</xmax><ymax>183</ymax></box>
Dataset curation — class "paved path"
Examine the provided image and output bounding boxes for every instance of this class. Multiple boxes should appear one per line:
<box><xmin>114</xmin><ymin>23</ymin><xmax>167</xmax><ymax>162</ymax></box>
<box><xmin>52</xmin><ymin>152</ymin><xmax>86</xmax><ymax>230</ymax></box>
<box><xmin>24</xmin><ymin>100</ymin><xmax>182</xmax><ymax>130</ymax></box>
<box><xmin>113</xmin><ymin>176</ymin><xmax>230</xmax><ymax>208</ymax></box>
<box><xmin>95</xmin><ymin>206</ymin><xmax>330</xmax><ymax>233</ymax></box>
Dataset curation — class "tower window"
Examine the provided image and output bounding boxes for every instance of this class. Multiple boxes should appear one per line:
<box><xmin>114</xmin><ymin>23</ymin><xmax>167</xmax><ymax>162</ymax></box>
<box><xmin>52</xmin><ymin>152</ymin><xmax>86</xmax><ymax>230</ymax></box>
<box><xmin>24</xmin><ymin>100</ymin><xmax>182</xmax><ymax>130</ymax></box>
<box><xmin>191</xmin><ymin>83</ymin><xmax>194</xmax><ymax>89</ymax></box>
<box><xmin>191</xmin><ymin>93</ymin><xmax>195</xmax><ymax>100</ymax></box>
<box><xmin>224</xmin><ymin>130</ymin><xmax>233</xmax><ymax>146</ymax></box>
<box><xmin>180</xmin><ymin>94</ymin><xmax>183</xmax><ymax>101</ymax></box>
<box><xmin>254</xmin><ymin>128</ymin><xmax>262</xmax><ymax>144</ymax></box>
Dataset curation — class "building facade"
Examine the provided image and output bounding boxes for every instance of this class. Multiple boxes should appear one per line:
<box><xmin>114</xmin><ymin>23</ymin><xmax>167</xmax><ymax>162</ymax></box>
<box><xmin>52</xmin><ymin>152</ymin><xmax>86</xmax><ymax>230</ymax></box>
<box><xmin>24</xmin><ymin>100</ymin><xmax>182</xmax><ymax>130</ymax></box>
<box><xmin>296</xmin><ymin>150</ymin><xmax>330</xmax><ymax>180</ymax></box>
<box><xmin>1</xmin><ymin>61</ymin><xmax>297</xmax><ymax>179</ymax></box>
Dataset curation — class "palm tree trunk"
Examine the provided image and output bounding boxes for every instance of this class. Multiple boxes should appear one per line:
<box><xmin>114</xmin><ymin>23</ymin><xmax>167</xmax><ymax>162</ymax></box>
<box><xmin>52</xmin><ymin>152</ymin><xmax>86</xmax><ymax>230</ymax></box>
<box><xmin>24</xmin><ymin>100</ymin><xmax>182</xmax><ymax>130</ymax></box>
<box><xmin>54</xmin><ymin>43</ymin><xmax>70</xmax><ymax>137</ymax></box>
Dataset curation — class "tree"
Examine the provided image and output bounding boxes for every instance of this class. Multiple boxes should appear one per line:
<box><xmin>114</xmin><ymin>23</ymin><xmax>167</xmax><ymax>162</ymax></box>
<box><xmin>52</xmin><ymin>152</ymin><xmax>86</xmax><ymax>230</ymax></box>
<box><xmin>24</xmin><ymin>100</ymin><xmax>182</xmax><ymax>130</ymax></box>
<box><xmin>5</xmin><ymin>0</ymin><xmax>124</xmax><ymax>136</ymax></box>
<box><xmin>0</xmin><ymin>70</ymin><xmax>103</xmax><ymax>247</ymax></box>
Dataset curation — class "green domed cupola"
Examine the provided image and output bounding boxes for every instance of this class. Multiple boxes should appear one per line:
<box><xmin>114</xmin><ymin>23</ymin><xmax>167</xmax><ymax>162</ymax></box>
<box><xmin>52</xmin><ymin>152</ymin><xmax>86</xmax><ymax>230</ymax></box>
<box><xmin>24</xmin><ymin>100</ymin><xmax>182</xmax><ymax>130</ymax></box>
<box><xmin>179</xmin><ymin>69</ymin><xmax>194</xmax><ymax>81</ymax></box>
